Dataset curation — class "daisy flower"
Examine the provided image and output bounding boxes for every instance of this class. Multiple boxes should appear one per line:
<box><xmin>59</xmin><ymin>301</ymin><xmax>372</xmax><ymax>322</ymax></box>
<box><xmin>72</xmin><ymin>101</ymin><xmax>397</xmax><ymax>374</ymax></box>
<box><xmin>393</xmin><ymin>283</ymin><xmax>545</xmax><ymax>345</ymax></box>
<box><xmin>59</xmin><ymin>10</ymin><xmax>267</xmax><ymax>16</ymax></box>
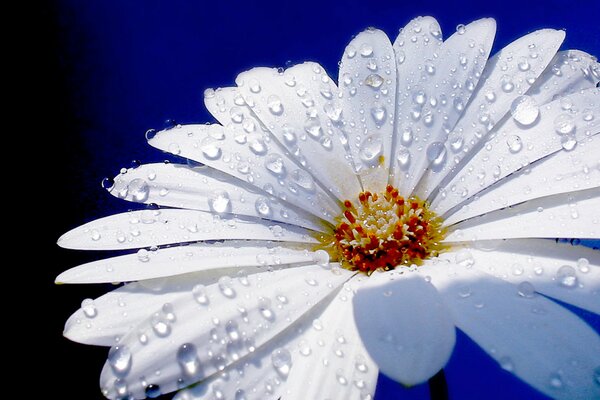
<box><xmin>57</xmin><ymin>16</ymin><xmax>600</xmax><ymax>400</ymax></box>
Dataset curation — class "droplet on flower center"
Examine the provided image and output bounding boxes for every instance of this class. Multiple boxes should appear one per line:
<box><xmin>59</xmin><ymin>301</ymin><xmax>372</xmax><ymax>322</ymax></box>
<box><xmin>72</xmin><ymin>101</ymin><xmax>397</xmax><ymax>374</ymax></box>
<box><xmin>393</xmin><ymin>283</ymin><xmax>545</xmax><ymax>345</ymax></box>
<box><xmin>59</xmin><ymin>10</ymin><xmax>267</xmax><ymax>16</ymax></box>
<box><xmin>315</xmin><ymin>185</ymin><xmax>447</xmax><ymax>273</ymax></box>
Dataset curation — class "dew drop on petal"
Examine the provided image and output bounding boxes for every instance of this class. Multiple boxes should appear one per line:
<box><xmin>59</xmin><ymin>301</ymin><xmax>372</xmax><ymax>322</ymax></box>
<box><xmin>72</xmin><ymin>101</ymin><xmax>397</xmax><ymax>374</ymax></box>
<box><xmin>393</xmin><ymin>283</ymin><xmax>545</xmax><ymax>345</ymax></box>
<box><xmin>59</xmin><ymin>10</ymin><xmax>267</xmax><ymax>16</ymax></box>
<box><xmin>312</xmin><ymin>249</ymin><xmax>330</xmax><ymax>267</ymax></box>
<box><xmin>128</xmin><ymin>178</ymin><xmax>150</xmax><ymax>202</ymax></box>
<box><xmin>359</xmin><ymin>134</ymin><xmax>383</xmax><ymax>168</ymax></box>
<box><xmin>426</xmin><ymin>142</ymin><xmax>447</xmax><ymax>172</ymax></box>
<box><xmin>396</xmin><ymin>147</ymin><xmax>411</xmax><ymax>171</ymax></box>
<box><xmin>255</xmin><ymin>197</ymin><xmax>272</xmax><ymax>217</ymax></box>
<box><xmin>371</xmin><ymin>106</ymin><xmax>387</xmax><ymax>124</ymax></box>
<box><xmin>151</xmin><ymin>314</ymin><xmax>171</xmax><ymax>337</ymax></box>
<box><xmin>234</xmin><ymin>389</ymin><xmax>247</xmax><ymax>400</ymax></box>
<box><xmin>561</xmin><ymin>135</ymin><xmax>577</xmax><ymax>151</ymax></box>
<box><xmin>177</xmin><ymin>343</ymin><xmax>200</xmax><ymax>377</ymax></box>
<box><xmin>201</xmin><ymin>139</ymin><xmax>222</xmax><ymax>160</ymax></box>
<box><xmin>577</xmin><ymin>258</ymin><xmax>590</xmax><ymax>273</ymax></box>
<box><xmin>510</xmin><ymin>95</ymin><xmax>539</xmax><ymax>126</ymax></box>
<box><xmin>556</xmin><ymin>265</ymin><xmax>578</xmax><ymax>288</ymax></box>
<box><xmin>81</xmin><ymin>298</ymin><xmax>97</xmax><ymax>318</ymax></box>
<box><xmin>364</xmin><ymin>74</ymin><xmax>384</xmax><ymax>89</ymax></box>
<box><xmin>554</xmin><ymin>114</ymin><xmax>575</xmax><ymax>135</ymax></box>
<box><xmin>359</xmin><ymin>43</ymin><xmax>373</xmax><ymax>57</ymax></box>
<box><xmin>506</xmin><ymin>135</ymin><xmax>523</xmax><ymax>153</ymax></box>
<box><xmin>456</xmin><ymin>24</ymin><xmax>466</xmax><ymax>34</ymax></box>
<box><xmin>264</xmin><ymin>154</ymin><xmax>286</xmax><ymax>177</ymax></box>
<box><xmin>108</xmin><ymin>345</ymin><xmax>132</xmax><ymax>376</ymax></box>
<box><xmin>517</xmin><ymin>281</ymin><xmax>536</xmax><ymax>298</ymax></box>
<box><xmin>549</xmin><ymin>372</ymin><xmax>563</xmax><ymax>389</ymax></box>
<box><xmin>499</xmin><ymin>356</ymin><xmax>514</xmax><ymax>372</ymax></box>
<box><xmin>271</xmin><ymin>348</ymin><xmax>292</xmax><ymax>377</ymax></box>
<box><xmin>209</xmin><ymin>191</ymin><xmax>232</xmax><ymax>214</ymax></box>
<box><xmin>145</xmin><ymin>384</ymin><xmax>161</xmax><ymax>398</ymax></box>
<box><xmin>267</xmin><ymin>95</ymin><xmax>284</xmax><ymax>115</ymax></box>
<box><xmin>192</xmin><ymin>284</ymin><xmax>209</xmax><ymax>305</ymax></box>
<box><xmin>102</xmin><ymin>177</ymin><xmax>115</xmax><ymax>190</ymax></box>
<box><xmin>218</xmin><ymin>276</ymin><xmax>236</xmax><ymax>298</ymax></box>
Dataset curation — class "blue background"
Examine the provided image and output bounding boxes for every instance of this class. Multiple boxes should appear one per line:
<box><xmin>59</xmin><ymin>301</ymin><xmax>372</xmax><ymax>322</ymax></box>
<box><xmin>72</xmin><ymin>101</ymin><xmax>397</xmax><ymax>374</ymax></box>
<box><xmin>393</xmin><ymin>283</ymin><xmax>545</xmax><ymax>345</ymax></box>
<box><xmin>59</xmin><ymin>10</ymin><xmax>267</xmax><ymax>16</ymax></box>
<box><xmin>40</xmin><ymin>0</ymin><xmax>600</xmax><ymax>399</ymax></box>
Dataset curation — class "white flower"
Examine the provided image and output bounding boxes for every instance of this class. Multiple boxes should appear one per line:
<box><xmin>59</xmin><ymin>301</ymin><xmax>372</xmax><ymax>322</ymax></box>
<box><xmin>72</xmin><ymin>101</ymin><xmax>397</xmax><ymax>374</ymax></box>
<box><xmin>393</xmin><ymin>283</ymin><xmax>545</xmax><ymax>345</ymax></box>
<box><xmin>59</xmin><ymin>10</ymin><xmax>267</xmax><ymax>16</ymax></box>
<box><xmin>57</xmin><ymin>16</ymin><xmax>600</xmax><ymax>400</ymax></box>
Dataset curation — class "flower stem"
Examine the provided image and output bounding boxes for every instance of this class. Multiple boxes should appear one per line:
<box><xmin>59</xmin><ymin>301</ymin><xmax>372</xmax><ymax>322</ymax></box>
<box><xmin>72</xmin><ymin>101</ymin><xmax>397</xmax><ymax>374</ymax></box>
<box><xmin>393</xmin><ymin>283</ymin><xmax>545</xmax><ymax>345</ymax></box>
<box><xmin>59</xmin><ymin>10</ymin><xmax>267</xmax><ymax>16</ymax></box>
<box><xmin>428</xmin><ymin>369</ymin><xmax>448</xmax><ymax>400</ymax></box>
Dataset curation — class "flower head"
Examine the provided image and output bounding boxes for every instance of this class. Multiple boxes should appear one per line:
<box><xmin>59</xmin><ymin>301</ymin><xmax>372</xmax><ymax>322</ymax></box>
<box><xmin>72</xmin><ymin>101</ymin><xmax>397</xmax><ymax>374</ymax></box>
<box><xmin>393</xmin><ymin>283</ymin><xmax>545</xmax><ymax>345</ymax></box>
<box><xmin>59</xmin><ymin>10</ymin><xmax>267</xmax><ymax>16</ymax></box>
<box><xmin>58</xmin><ymin>16</ymin><xmax>600</xmax><ymax>400</ymax></box>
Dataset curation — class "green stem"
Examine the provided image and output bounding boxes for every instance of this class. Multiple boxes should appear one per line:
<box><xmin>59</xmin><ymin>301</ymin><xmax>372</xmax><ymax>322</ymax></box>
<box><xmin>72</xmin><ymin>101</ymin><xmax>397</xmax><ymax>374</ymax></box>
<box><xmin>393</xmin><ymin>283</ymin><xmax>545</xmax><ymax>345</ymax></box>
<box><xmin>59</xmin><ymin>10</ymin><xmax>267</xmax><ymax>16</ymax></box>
<box><xmin>428</xmin><ymin>369</ymin><xmax>449</xmax><ymax>400</ymax></box>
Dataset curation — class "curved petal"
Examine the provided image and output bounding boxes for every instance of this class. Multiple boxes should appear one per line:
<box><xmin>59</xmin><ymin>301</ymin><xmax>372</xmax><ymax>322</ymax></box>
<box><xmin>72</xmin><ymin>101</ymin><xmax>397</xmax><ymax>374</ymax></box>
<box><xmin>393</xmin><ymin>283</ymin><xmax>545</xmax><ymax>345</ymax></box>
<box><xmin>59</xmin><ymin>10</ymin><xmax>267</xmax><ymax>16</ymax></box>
<box><xmin>283</xmin><ymin>275</ymin><xmax>379</xmax><ymax>400</ymax></box>
<box><xmin>338</xmin><ymin>28</ymin><xmax>396</xmax><ymax>191</ymax></box>
<box><xmin>57</xmin><ymin>209</ymin><xmax>317</xmax><ymax>250</ymax></box>
<box><xmin>233</xmin><ymin>63</ymin><xmax>361</xmax><ymax>201</ymax></box>
<box><xmin>392</xmin><ymin>18</ymin><xmax>497</xmax><ymax>196</ymax></box>
<box><xmin>433</xmin><ymin>88</ymin><xmax>600</xmax><ymax>216</ymax></box>
<box><xmin>436</xmin><ymin>239</ymin><xmax>600</xmax><ymax>314</ymax></box>
<box><xmin>445</xmin><ymin>132</ymin><xmax>600</xmax><ymax>225</ymax></box>
<box><xmin>64</xmin><ymin>271</ymin><xmax>230</xmax><ymax>346</ymax></box>
<box><xmin>56</xmin><ymin>241</ymin><xmax>316</xmax><ymax>284</ymax></box>
<box><xmin>148</xmin><ymin>123</ymin><xmax>340</xmax><ymax>224</ymax></box>
<box><xmin>353</xmin><ymin>271</ymin><xmax>456</xmax><ymax>385</ymax></box>
<box><xmin>445</xmin><ymin>186</ymin><xmax>600</xmax><ymax>241</ymax></box>
<box><xmin>99</xmin><ymin>264</ymin><xmax>353</xmax><ymax>399</ymax></box>
<box><xmin>108</xmin><ymin>162</ymin><xmax>324</xmax><ymax>231</ymax></box>
<box><xmin>424</xmin><ymin>265</ymin><xmax>600</xmax><ymax>400</ymax></box>
<box><xmin>418</xmin><ymin>29</ymin><xmax>565</xmax><ymax>198</ymax></box>
<box><xmin>529</xmin><ymin>50</ymin><xmax>600</xmax><ymax>104</ymax></box>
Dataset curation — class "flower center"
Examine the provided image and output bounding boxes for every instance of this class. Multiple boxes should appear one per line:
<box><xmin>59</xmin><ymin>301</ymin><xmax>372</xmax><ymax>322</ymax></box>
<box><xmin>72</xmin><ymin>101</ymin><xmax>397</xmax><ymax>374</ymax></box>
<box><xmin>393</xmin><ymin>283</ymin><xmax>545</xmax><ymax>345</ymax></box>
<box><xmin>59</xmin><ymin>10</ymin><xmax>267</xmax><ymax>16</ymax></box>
<box><xmin>316</xmin><ymin>185</ymin><xmax>447</xmax><ymax>273</ymax></box>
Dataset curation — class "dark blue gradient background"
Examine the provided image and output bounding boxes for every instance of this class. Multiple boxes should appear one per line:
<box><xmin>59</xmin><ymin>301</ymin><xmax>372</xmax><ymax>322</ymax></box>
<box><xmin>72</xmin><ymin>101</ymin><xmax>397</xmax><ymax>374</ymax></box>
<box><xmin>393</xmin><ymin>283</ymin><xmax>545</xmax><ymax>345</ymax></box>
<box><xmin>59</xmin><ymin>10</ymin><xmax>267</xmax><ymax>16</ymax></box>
<box><xmin>41</xmin><ymin>1</ymin><xmax>600</xmax><ymax>399</ymax></box>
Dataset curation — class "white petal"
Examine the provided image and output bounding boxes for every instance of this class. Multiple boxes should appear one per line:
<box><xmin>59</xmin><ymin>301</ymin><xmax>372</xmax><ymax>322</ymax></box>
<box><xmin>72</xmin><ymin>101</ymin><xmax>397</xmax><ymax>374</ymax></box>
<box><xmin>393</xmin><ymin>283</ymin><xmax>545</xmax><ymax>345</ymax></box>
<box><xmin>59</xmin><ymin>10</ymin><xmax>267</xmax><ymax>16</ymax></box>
<box><xmin>108</xmin><ymin>162</ymin><xmax>324</xmax><ymax>231</ymax></box>
<box><xmin>529</xmin><ymin>50</ymin><xmax>600</xmax><ymax>104</ymax></box>
<box><xmin>445</xmin><ymin>132</ymin><xmax>600</xmax><ymax>225</ymax></box>
<box><xmin>353</xmin><ymin>271</ymin><xmax>456</xmax><ymax>386</ymax></box>
<box><xmin>433</xmin><ymin>88</ymin><xmax>600</xmax><ymax>216</ymax></box>
<box><xmin>389</xmin><ymin>16</ymin><xmax>444</xmax><ymax>184</ymax></box>
<box><xmin>283</xmin><ymin>275</ymin><xmax>379</xmax><ymax>400</ymax></box>
<box><xmin>233</xmin><ymin>63</ymin><xmax>362</xmax><ymax>201</ymax></box>
<box><xmin>445</xmin><ymin>187</ymin><xmax>600</xmax><ymax>241</ymax></box>
<box><xmin>56</xmin><ymin>241</ymin><xmax>316</xmax><ymax>284</ymax></box>
<box><xmin>148</xmin><ymin>123</ymin><xmax>340</xmax><ymax>224</ymax></box>
<box><xmin>57</xmin><ymin>209</ymin><xmax>317</xmax><ymax>250</ymax></box>
<box><xmin>392</xmin><ymin>18</ymin><xmax>497</xmax><ymax>196</ymax></box>
<box><xmin>176</xmin><ymin>276</ymin><xmax>378</xmax><ymax>400</ymax></box>
<box><xmin>418</xmin><ymin>29</ymin><xmax>565</xmax><ymax>198</ymax></box>
<box><xmin>436</xmin><ymin>239</ymin><xmax>600</xmax><ymax>314</ymax></box>
<box><xmin>99</xmin><ymin>264</ymin><xmax>353</xmax><ymax>399</ymax></box>
<box><xmin>338</xmin><ymin>28</ymin><xmax>396</xmax><ymax>191</ymax></box>
<box><xmin>424</xmin><ymin>265</ymin><xmax>600</xmax><ymax>400</ymax></box>
<box><xmin>64</xmin><ymin>272</ymin><xmax>228</xmax><ymax>346</ymax></box>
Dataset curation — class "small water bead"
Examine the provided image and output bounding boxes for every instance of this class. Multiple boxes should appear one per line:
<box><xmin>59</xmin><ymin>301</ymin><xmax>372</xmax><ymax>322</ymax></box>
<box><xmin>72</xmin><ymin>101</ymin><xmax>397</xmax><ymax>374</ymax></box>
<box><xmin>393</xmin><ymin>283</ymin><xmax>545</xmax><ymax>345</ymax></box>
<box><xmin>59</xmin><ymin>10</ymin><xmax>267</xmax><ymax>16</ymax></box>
<box><xmin>556</xmin><ymin>265</ymin><xmax>578</xmax><ymax>288</ymax></box>
<box><xmin>264</xmin><ymin>154</ymin><xmax>286</xmax><ymax>178</ymax></box>
<box><xmin>271</xmin><ymin>348</ymin><xmax>293</xmax><ymax>377</ymax></box>
<box><xmin>291</xmin><ymin>169</ymin><xmax>315</xmax><ymax>191</ymax></box>
<box><xmin>254</xmin><ymin>197</ymin><xmax>272</xmax><ymax>217</ymax></box>
<box><xmin>561</xmin><ymin>135</ymin><xmax>577</xmax><ymax>151</ymax></box>
<box><xmin>145</xmin><ymin>128</ymin><xmax>157</xmax><ymax>141</ymax></box>
<box><xmin>248</xmin><ymin>79</ymin><xmax>261</xmax><ymax>94</ymax></box>
<box><xmin>218</xmin><ymin>276</ymin><xmax>236</xmax><ymax>298</ymax></box>
<box><xmin>364</xmin><ymin>74</ymin><xmax>384</xmax><ymax>89</ymax></box>
<box><xmin>108</xmin><ymin>345</ymin><xmax>132</xmax><ymax>376</ymax></box>
<box><xmin>371</xmin><ymin>106</ymin><xmax>387</xmax><ymax>124</ymax></box>
<box><xmin>209</xmin><ymin>191</ymin><xmax>232</xmax><ymax>214</ymax></box>
<box><xmin>426</xmin><ymin>142</ymin><xmax>447</xmax><ymax>171</ymax></box>
<box><xmin>234</xmin><ymin>389</ymin><xmax>247</xmax><ymax>400</ymax></box>
<box><xmin>577</xmin><ymin>258</ymin><xmax>590</xmax><ymax>273</ymax></box>
<box><xmin>518</xmin><ymin>57</ymin><xmax>530</xmax><ymax>71</ymax></box>
<box><xmin>456</xmin><ymin>24</ymin><xmax>466</xmax><ymax>35</ymax></box>
<box><xmin>192</xmin><ymin>284</ymin><xmax>210</xmax><ymax>305</ymax></box>
<box><xmin>151</xmin><ymin>314</ymin><xmax>171</xmax><ymax>337</ymax></box>
<box><xmin>425</xmin><ymin>61</ymin><xmax>436</xmax><ymax>75</ymax></box>
<box><xmin>458</xmin><ymin>286</ymin><xmax>472</xmax><ymax>298</ymax></box>
<box><xmin>359</xmin><ymin>134</ymin><xmax>383</xmax><ymax>168</ymax></box>
<box><xmin>510</xmin><ymin>95</ymin><xmax>539</xmax><ymax>126</ymax></box>
<box><xmin>101</xmin><ymin>177</ymin><xmax>115</xmax><ymax>190</ymax></box>
<box><xmin>594</xmin><ymin>366</ymin><xmax>600</xmax><ymax>386</ymax></box>
<box><xmin>226</xmin><ymin>320</ymin><xmax>241</xmax><ymax>341</ymax></box>
<box><xmin>396</xmin><ymin>147</ymin><xmax>411</xmax><ymax>170</ymax></box>
<box><xmin>554</xmin><ymin>114</ymin><xmax>575</xmax><ymax>135</ymax></box>
<box><xmin>549</xmin><ymin>372</ymin><xmax>564</xmax><ymax>389</ymax></box>
<box><xmin>400</xmin><ymin>126</ymin><xmax>413</xmax><ymax>146</ymax></box>
<box><xmin>499</xmin><ymin>356</ymin><xmax>515</xmax><ymax>372</ymax></box>
<box><xmin>81</xmin><ymin>298</ymin><xmax>97</xmax><ymax>318</ymax></box>
<box><xmin>312</xmin><ymin>249</ymin><xmax>330</xmax><ymax>267</ymax></box>
<box><xmin>453</xmin><ymin>97</ymin><xmax>465</xmax><ymax>112</ymax></box>
<box><xmin>145</xmin><ymin>384</ymin><xmax>161</xmax><ymax>398</ymax></box>
<box><xmin>304</xmin><ymin>118</ymin><xmax>323</xmax><ymax>139</ymax></box>
<box><xmin>582</xmin><ymin>108</ymin><xmax>595</xmax><ymax>122</ymax></box>
<box><xmin>177</xmin><ymin>343</ymin><xmax>200</xmax><ymax>377</ymax></box>
<box><xmin>128</xmin><ymin>178</ymin><xmax>150</xmax><ymax>202</ymax></box>
<box><xmin>201</xmin><ymin>139</ymin><xmax>222</xmax><ymax>160</ymax></box>
<box><xmin>359</xmin><ymin>43</ymin><xmax>374</xmax><ymax>57</ymax></box>
<box><xmin>336</xmin><ymin>370</ymin><xmax>349</xmax><ymax>385</ymax></box>
<box><xmin>258</xmin><ymin>297</ymin><xmax>275</xmax><ymax>321</ymax></box>
<box><xmin>517</xmin><ymin>281</ymin><xmax>536</xmax><ymax>298</ymax></box>
<box><xmin>506</xmin><ymin>135</ymin><xmax>523</xmax><ymax>153</ymax></box>
<box><xmin>501</xmin><ymin>75</ymin><xmax>514</xmax><ymax>92</ymax></box>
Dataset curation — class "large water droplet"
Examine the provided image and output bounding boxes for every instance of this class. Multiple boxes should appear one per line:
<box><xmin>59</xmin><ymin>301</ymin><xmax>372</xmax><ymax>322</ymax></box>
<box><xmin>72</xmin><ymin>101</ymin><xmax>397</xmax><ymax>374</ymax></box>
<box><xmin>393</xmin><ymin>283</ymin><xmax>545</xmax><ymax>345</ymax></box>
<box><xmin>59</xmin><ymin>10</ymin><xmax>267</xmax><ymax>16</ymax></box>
<box><xmin>396</xmin><ymin>147</ymin><xmax>411</xmax><ymax>171</ymax></box>
<box><xmin>145</xmin><ymin>384</ymin><xmax>161</xmax><ymax>398</ymax></box>
<box><xmin>304</xmin><ymin>118</ymin><xmax>323</xmax><ymax>139</ymax></box>
<box><xmin>81</xmin><ymin>298</ymin><xmax>97</xmax><ymax>318</ymax></box>
<box><xmin>128</xmin><ymin>179</ymin><xmax>150</xmax><ymax>202</ymax></box>
<box><xmin>177</xmin><ymin>343</ymin><xmax>200</xmax><ymax>377</ymax></box>
<box><xmin>201</xmin><ymin>138</ymin><xmax>222</xmax><ymax>160</ymax></box>
<box><xmin>556</xmin><ymin>265</ymin><xmax>578</xmax><ymax>288</ymax></box>
<box><xmin>312</xmin><ymin>249</ymin><xmax>330</xmax><ymax>267</ymax></box>
<box><xmin>510</xmin><ymin>95</ymin><xmax>539</xmax><ymax>126</ymax></box>
<box><xmin>371</xmin><ymin>106</ymin><xmax>387</xmax><ymax>124</ymax></box>
<box><xmin>209</xmin><ymin>191</ymin><xmax>232</xmax><ymax>214</ymax></box>
<box><xmin>359</xmin><ymin>43</ymin><xmax>373</xmax><ymax>57</ymax></box>
<box><xmin>561</xmin><ymin>135</ymin><xmax>577</xmax><ymax>151</ymax></box>
<box><xmin>364</xmin><ymin>74</ymin><xmax>384</xmax><ymax>89</ymax></box>
<box><xmin>108</xmin><ymin>345</ymin><xmax>132</xmax><ymax>376</ymax></box>
<box><xmin>359</xmin><ymin>134</ymin><xmax>383</xmax><ymax>168</ymax></box>
<box><xmin>554</xmin><ymin>114</ymin><xmax>575</xmax><ymax>135</ymax></box>
<box><xmin>517</xmin><ymin>281</ymin><xmax>536</xmax><ymax>298</ymax></box>
<box><xmin>255</xmin><ymin>197</ymin><xmax>272</xmax><ymax>217</ymax></box>
<box><xmin>271</xmin><ymin>348</ymin><xmax>292</xmax><ymax>377</ymax></box>
<box><xmin>267</xmin><ymin>95</ymin><xmax>284</xmax><ymax>115</ymax></box>
<box><xmin>324</xmin><ymin>103</ymin><xmax>343</xmax><ymax>122</ymax></box>
<box><xmin>151</xmin><ymin>314</ymin><xmax>171</xmax><ymax>337</ymax></box>
<box><xmin>506</xmin><ymin>135</ymin><xmax>523</xmax><ymax>153</ymax></box>
<box><xmin>426</xmin><ymin>142</ymin><xmax>447</xmax><ymax>172</ymax></box>
<box><xmin>265</xmin><ymin>154</ymin><xmax>286</xmax><ymax>177</ymax></box>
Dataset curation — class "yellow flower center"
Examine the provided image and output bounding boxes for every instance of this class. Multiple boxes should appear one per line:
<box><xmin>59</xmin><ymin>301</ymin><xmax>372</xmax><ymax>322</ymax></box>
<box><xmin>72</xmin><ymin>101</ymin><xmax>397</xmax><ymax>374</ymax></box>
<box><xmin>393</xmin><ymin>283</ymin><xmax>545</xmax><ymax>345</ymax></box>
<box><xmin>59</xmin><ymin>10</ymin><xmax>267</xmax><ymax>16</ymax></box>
<box><xmin>316</xmin><ymin>185</ymin><xmax>448</xmax><ymax>273</ymax></box>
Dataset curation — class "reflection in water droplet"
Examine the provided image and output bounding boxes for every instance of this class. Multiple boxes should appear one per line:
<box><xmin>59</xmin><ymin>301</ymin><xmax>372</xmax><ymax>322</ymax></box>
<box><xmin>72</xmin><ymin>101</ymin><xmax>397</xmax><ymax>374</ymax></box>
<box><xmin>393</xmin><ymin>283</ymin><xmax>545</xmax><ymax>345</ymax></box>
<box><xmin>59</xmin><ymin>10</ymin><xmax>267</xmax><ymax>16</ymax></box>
<box><xmin>264</xmin><ymin>154</ymin><xmax>286</xmax><ymax>177</ymax></box>
<box><xmin>371</xmin><ymin>106</ymin><xmax>387</xmax><ymax>124</ymax></box>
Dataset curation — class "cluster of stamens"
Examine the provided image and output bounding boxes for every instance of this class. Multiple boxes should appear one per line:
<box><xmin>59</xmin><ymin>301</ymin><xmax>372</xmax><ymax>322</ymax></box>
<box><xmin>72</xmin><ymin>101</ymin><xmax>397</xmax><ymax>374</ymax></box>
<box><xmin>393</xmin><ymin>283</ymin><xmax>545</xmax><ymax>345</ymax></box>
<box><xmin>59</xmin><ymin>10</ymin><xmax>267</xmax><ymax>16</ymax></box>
<box><xmin>317</xmin><ymin>185</ymin><xmax>447</xmax><ymax>273</ymax></box>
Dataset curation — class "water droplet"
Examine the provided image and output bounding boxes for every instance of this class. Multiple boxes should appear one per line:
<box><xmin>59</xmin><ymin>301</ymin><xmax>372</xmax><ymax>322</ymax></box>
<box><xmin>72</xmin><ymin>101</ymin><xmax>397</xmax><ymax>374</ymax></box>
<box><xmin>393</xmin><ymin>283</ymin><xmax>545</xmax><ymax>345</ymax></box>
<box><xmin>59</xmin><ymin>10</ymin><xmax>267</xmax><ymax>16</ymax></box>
<box><xmin>312</xmin><ymin>249</ymin><xmax>330</xmax><ymax>267</ymax></box>
<box><xmin>177</xmin><ymin>343</ymin><xmax>200</xmax><ymax>377</ymax></box>
<box><xmin>145</xmin><ymin>128</ymin><xmax>157</xmax><ymax>141</ymax></box>
<box><xmin>192</xmin><ymin>284</ymin><xmax>209</xmax><ymax>305</ymax></box>
<box><xmin>364</xmin><ymin>74</ymin><xmax>384</xmax><ymax>89</ymax></box>
<box><xmin>248</xmin><ymin>79</ymin><xmax>261</xmax><ymax>93</ymax></box>
<box><xmin>359</xmin><ymin>43</ymin><xmax>373</xmax><ymax>57</ymax></box>
<box><xmin>226</xmin><ymin>320</ymin><xmax>241</xmax><ymax>341</ymax></box>
<box><xmin>511</xmin><ymin>95</ymin><xmax>539</xmax><ymax>126</ymax></box>
<box><xmin>400</xmin><ymin>126</ymin><xmax>413</xmax><ymax>146</ymax></box>
<box><xmin>218</xmin><ymin>276</ymin><xmax>236</xmax><ymax>298</ymax></box>
<box><xmin>501</xmin><ymin>75</ymin><xmax>514</xmax><ymax>92</ymax></box>
<box><xmin>264</xmin><ymin>154</ymin><xmax>286</xmax><ymax>177</ymax></box>
<box><xmin>593</xmin><ymin>366</ymin><xmax>600</xmax><ymax>386</ymax></box>
<box><xmin>234</xmin><ymin>389</ymin><xmax>247</xmax><ymax>400</ymax></box>
<box><xmin>506</xmin><ymin>135</ymin><xmax>523</xmax><ymax>153</ymax></box>
<box><xmin>151</xmin><ymin>314</ymin><xmax>171</xmax><ymax>337</ymax></box>
<box><xmin>81</xmin><ymin>298</ymin><xmax>97</xmax><ymax>318</ymax></box>
<box><xmin>291</xmin><ymin>169</ymin><xmax>315</xmax><ymax>191</ymax></box>
<box><xmin>201</xmin><ymin>139</ymin><xmax>222</xmax><ymax>160</ymax></box>
<box><xmin>561</xmin><ymin>135</ymin><xmax>577</xmax><ymax>151</ymax></box>
<box><xmin>582</xmin><ymin>108</ymin><xmax>595</xmax><ymax>122</ymax></box>
<box><xmin>271</xmin><ymin>348</ymin><xmax>292</xmax><ymax>377</ymax></box>
<box><xmin>304</xmin><ymin>118</ymin><xmax>323</xmax><ymax>139</ymax></box>
<box><xmin>577</xmin><ymin>258</ymin><xmax>590</xmax><ymax>273</ymax></box>
<box><xmin>255</xmin><ymin>197</ymin><xmax>272</xmax><ymax>217</ymax></box>
<box><xmin>554</xmin><ymin>114</ymin><xmax>575</xmax><ymax>135</ymax></box>
<box><xmin>499</xmin><ymin>356</ymin><xmax>514</xmax><ymax>372</ymax></box>
<box><xmin>248</xmin><ymin>138</ymin><xmax>268</xmax><ymax>156</ymax></box>
<box><xmin>102</xmin><ymin>177</ymin><xmax>115</xmax><ymax>190</ymax></box>
<box><xmin>267</xmin><ymin>95</ymin><xmax>284</xmax><ymax>115</ymax></box>
<box><xmin>396</xmin><ymin>147</ymin><xmax>411</xmax><ymax>171</ymax></box>
<box><xmin>209</xmin><ymin>191</ymin><xmax>231</xmax><ymax>214</ymax></box>
<box><xmin>413</xmin><ymin>90</ymin><xmax>427</xmax><ymax>106</ymax></box>
<box><xmin>518</xmin><ymin>57</ymin><xmax>530</xmax><ymax>71</ymax></box>
<box><xmin>336</xmin><ymin>370</ymin><xmax>348</xmax><ymax>385</ymax></box>
<box><xmin>259</xmin><ymin>297</ymin><xmax>275</xmax><ymax>321</ymax></box>
<box><xmin>108</xmin><ymin>345</ymin><xmax>131</xmax><ymax>376</ymax></box>
<box><xmin>126</xmin><ymin>178</ymin><xmax>149</xmax><ymax>202</ymax></box>
<box><xmin>359</xmin><ymin>134</ymin><xmax>383</xmax><ymax>168</ymax></box>
<box><xmin>426</xmin><ymin>142</ymin><xmax>447</xmax><ymax>171</ymax></box>
<box><xmin>456</xmin><ymin>24</ymin><xmax>466</xmax><ymax>34</ymax></box>
<box><xmin>458</xmin><ymin>286</ymin><xmax>472</xmax><ymax>298</ymax></box>
<box><xmin>517</xmin><ymin>281</ymin><xmax>536</xmax><ymax>298</ymax></box>
<box><xmin>556</xmin><ymin>265</ymin><xmax>578</xmax><ymax>288</ymax></box>
<box><xmin>549</xmin><ymin>372</ymin><xmax>563</xmax><ymax>389</ymax></box>
<box><xmin>137</xmin><ymin>249</ymin><xmax>150</xmax><ymax>262</ymax></box>
<box><xmin>371</xmin><ymin>106</ymin><xmax>387</xmax><ymax>124</ymax></box>
<box><xmin>145</xmin><ymin>384</ymin><xmax>161</xmax><ymax>398</ymax></box>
